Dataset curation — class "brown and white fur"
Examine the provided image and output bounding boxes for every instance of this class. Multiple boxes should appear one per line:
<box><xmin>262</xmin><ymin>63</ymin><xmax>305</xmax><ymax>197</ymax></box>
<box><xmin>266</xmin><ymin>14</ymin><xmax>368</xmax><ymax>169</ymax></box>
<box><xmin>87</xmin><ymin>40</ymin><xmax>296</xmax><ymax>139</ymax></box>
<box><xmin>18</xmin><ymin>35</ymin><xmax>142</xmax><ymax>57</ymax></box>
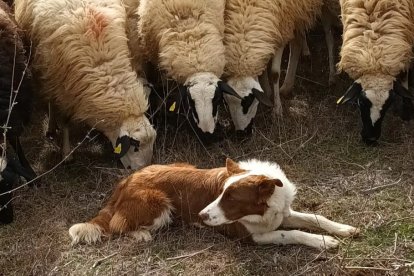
<box><xmin>69</xmin><ymin>159</ymin><xmax>359</xmax><ymax>249</ymax></box>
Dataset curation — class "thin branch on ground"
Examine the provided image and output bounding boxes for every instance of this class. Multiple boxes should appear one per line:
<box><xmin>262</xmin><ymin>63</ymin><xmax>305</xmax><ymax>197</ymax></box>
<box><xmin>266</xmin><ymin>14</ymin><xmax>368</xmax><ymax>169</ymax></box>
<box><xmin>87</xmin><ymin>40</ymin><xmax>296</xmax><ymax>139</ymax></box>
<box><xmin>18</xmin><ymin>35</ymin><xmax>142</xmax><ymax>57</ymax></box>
<box><xmin>92</xmin><ymin>252</ymin><xmax>118</xmax><ymax>268</ymax></box>
<box><xmin>165</xmin><ymin>245</ymin><xmax>213</xmax><ymax>261</ymax></box>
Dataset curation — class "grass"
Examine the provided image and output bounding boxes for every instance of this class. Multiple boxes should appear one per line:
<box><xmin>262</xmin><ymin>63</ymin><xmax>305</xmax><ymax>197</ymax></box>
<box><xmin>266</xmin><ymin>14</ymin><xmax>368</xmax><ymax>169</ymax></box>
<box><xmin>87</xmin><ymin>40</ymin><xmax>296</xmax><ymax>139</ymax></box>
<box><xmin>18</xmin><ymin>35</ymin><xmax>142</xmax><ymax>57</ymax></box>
<box><xmin>1</xmin><ymin>30</ymin><xmax>413</xmax><ymax>275</ymax></box>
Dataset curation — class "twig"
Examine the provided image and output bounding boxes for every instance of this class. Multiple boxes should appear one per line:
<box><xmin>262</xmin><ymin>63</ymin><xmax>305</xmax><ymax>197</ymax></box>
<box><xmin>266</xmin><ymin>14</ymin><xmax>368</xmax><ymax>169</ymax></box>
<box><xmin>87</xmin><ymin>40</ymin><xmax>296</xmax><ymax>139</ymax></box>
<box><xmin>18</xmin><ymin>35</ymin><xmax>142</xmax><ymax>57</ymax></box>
<box><xmin>360</xmin><ymin>178</ymin><xmax>402</xmax><ymax>195</ymax></box>
<box><xmin>344</xmin><ymin>266</ymin><xmax>392</xmax><ymax>271</ymax></box>
<box><xmin>340</xmin><ymin>257</ymin><xmax>412</xmax><ymax>263</ymax></box>
<box><xmin>0</xmin><ymin>195</ymin><xmax>20</xmax><ymax>211</ymax></box>
<box><xmin>92</xmin><ymin>252</ymin><xmax>118</xmax><ymax>268</ymax></box>
<box><xmin>0</xmin><ymin>127</ymin><xmax>100</xmax><ymax>196</ymax></box>
<box><xmin>296</xmin><ymin>75</ymin><xmax>328</xmax><ymax>87</ymax></box>
<box><xmin>393</xmin><ymin>232</ymin><xmax>398</xmax><ymax>254</ymax></box>
<box><xmin>165</xmin><ymin>245</ymin><xmax>213</xmax><ymax>261</ymax></box>
<box><xmin>383</xmin><ymin>216</ymin><xmax>414</xmax><ymax>226</ymax></box>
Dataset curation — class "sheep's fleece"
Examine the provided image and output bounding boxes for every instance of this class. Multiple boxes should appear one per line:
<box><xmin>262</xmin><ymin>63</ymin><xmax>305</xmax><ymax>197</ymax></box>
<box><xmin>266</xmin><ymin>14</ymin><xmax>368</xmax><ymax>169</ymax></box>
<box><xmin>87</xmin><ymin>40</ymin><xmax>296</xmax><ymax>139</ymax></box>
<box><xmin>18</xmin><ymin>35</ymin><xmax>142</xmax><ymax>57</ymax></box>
<box><xmin>223</xmin><ymin>0</ymin><xmax>322</xmax><ymax>131</ymax></box>
<box><xmin>337</xmin><ymin>0</ymin><xmax>414</xmax><ymax>142</ymax></box>
<box><xmin>15</xmin><ymin>0</ymin><xmax>156</xmax><ymax>169</ymax></box>
<box><xmin>138</xmin><ymin>0</ymin><xmax>229</xmax><ymax>135</ymax></box>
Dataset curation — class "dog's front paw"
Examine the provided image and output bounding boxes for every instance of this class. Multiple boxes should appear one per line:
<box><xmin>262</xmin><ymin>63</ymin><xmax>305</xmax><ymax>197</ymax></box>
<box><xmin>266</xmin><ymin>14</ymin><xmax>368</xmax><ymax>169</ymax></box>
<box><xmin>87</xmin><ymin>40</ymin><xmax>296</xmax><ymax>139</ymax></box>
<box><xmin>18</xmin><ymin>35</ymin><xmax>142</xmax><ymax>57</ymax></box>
<box><xmin>129</xmin><ymin>230</ymin><xmax>152</xmax><ymax>242</ymax></box>
<box><xmin>319</xmin><ymin>235</ymin><xmax>340</xmax><ymax>250</ymax></box>
<box><xmin>336</xmin><ymin>225</ymin><xmax>360</xmax><ymax>237</ymax></box>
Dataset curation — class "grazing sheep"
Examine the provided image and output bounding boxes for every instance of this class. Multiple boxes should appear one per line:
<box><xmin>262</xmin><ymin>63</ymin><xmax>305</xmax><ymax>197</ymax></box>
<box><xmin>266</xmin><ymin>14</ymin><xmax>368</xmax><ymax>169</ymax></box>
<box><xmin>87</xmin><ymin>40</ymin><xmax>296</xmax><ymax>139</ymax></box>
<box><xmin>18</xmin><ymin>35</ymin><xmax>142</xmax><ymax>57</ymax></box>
<box><xmin>15</xmin><ymin>0</ymin><xmax>157</xmax><ymax>169</ymax></box>
<box><xmin>0</xmin><ymin>0</ymin><xmax>36</xmax><ymax>180</ymax></box>
<box><xmin>337</xmin><ymin>0</ymin><xmax>414</xmax><ymax>144</ymax></box>
<box><xmin>223</xmin><ymin>0</ymin><xmax>323</xmax><ymax>133</ymax></box>
<box><xmin>137</xmin><ymin>0</ymin><xmax>241</xmax><ymax>140</ymax></box>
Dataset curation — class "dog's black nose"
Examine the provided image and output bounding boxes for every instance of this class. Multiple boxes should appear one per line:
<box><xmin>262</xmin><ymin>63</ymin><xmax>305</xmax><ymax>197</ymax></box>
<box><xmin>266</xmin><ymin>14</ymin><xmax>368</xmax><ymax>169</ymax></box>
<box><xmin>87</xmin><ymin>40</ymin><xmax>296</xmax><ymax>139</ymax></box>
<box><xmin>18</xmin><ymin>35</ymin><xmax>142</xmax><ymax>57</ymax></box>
<box><xmin>199</xmin><ymin>212</ymin><xmax>209</xmax><ymax>221</ymax></box>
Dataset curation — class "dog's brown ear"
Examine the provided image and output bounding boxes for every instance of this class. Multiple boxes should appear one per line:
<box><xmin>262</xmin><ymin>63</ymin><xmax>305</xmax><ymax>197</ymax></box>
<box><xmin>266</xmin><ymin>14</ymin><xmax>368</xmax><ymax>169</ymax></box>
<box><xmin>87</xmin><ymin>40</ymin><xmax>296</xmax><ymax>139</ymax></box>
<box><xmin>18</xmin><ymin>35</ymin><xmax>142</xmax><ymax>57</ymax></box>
<box><xmin>257</xmin><ymin>179</ymin><xmax>282</xmax><ymax>203</ymax></box>
<box><xmin>226</xmin><ymin>158</ymin><xmax>244</xmax><ymax>175</ymax></box>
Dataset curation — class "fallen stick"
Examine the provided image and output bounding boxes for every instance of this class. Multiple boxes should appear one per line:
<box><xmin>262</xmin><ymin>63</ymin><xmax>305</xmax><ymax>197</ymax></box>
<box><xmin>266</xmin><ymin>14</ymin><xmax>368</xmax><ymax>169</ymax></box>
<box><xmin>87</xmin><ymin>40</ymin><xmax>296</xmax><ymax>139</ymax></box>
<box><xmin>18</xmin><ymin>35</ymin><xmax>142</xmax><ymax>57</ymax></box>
<box><xmin>166</xmin><ymin>245</ymin><xmax>213</xmax><ymax>261</ymax></box>
<box><xmin>92</xmin><ymin>252</ymin><xmax>118</xmax><ymax>268</ymax></box>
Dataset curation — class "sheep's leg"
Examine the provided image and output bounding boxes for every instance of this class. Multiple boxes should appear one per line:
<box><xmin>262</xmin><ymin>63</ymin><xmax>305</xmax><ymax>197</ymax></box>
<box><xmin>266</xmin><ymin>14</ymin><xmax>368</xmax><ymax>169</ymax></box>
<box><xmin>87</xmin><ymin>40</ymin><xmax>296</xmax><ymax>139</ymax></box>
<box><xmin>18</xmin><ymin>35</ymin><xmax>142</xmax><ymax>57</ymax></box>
<box><xmin>252</xmin><ymin>230</ymin><xmax>339</xmax><ymax>250</ymax></box>
<box><xmin>321</xmin><ymin>10</ymin><xmax>337</xmax><ymax>86</ymax></box>
<box><xmin>8</xmin><ymin>135</ymin><xmax>37</xmax><ymax>182</ymax></box>
<box><xmin>302</xmin><ymin>34</ymin><xmax>310</xmax><ymax>57</ymax></box>
<box><xmin>280</xmin><ymin>33</ymin><xmax>303</xmax><ymax>97</ymax></box>
<box><xmin>271</xmin><ymin>47</ymin><xmax>285</xmax><ymax>118</ymax></box>
<box><xmin>61</xmin><ymin>122</ymin><xmax>72</xmax><ymax>162</ymax></box>
<box><xmin>46</xmin><ymin>102</ymin><xmax>58</xmax><ymax>140</ymax></box>
<box><xmin>258</xmin><ymin>60</ymin><xmax>274</xmax><ymax>102</ymax></box>
<box><xmin>281</xmin><ymin>210</ymin><xmax>360</xmax><ymax>237</ymax></box>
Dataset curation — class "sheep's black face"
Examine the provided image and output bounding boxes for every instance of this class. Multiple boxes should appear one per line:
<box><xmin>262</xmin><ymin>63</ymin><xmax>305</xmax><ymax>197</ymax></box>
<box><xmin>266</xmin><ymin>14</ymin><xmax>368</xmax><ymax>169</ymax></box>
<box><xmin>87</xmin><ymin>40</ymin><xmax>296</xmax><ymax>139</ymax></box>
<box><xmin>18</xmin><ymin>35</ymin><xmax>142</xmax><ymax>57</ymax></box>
<box><xmin>337</xmin><ymin>80</ymin><xmax>414</xmax><ymax>145</ymax></box>
<box><xmin>182</xmin><ymin>73</ymin><xmax>242</xmax><ymax>143</ymax></box>
<box><xmin>357</xmin><ymin>93</ymin><xmax>393</xmax><ymax>145</ymax></box>
<box><xmin>224</xmin><ymin>77</ymin><xmax>273</xmax><ymax>133</ymax></box>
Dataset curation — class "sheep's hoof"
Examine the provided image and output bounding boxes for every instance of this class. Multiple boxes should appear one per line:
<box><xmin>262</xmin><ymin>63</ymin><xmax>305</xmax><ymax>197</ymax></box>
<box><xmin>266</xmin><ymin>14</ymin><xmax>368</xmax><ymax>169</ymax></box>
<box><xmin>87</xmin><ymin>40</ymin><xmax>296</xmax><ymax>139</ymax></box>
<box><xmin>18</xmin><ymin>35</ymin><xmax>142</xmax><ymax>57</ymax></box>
<box><xmin>271</xmin><ymin>106</ymin><xmax>283</xmax><ymax>120</ymax></box>
<box><xmin>280</xmin><ymin>85</ymin><xmax>294</xmax><ymax>98</ymax></box>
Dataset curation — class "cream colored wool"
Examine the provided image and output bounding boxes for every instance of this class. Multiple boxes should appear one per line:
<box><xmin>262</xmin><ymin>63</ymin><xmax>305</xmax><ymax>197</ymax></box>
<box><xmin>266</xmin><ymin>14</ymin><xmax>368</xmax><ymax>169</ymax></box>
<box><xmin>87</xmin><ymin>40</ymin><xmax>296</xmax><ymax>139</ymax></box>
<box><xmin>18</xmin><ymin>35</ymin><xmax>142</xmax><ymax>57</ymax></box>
<box><xmin>224</xmin><ymin>0</ymin><xmax>323</xmax><ymax>78</ymax></box>
<box><xmin>15</xmin><ymin>0</ymin><xmax>150</xmax><ymax>134</ymax></box>
<box><xmin>138</xmin><ymin>0</ymin><xmax>226</xmax><ymax>83</ymax></box>
<box><xmin>122</xmin><ymin>0</ymin><xmax>146</xmax><ymax>75</ymax></box>
<box><xmin>338</xmin><ymin>0</ymin><xmax>414</xmax><ymax>80</ymax></box>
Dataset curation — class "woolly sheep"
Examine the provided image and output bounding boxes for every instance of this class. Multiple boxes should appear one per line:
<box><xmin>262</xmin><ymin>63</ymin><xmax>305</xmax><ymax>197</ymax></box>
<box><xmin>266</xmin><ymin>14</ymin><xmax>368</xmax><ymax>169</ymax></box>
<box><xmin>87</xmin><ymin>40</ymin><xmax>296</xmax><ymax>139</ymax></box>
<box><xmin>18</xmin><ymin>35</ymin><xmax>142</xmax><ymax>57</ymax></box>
<box><xmin>0</xmin><ymin>0</ymin><xmax>36</xmax><ymax>180</ymax></box>
<box><xmin>15</xmin><ymin>0</ymin><xmax>157</xmax><ymax>169</ymax></box>
<box><xmin>279</xmin><ymin>0</ymin><xmax>342</xmax><ymax>97</ymax></box>
<box><xmin>223</xmin><ymin>0</ymin><xmax>323</xmax><ymax>133</ymax></box>
<box><xmin>337</xmin><ymin>0</ymin><xmax>414</xmax><ymax>144</ymax></box>
<box><xmin>137</xmin><ymin>0</ymin><xmax>241</xmax><ymax>140</ymax></box>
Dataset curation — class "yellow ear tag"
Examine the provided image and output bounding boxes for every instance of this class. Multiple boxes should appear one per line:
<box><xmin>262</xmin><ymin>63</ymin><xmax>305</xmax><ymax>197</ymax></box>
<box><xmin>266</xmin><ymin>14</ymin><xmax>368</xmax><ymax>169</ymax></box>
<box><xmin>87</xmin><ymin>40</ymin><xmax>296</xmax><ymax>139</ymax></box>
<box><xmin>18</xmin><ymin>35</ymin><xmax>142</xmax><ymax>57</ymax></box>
<box><xmin>114</xmin><ymin>144</ymin><xmax>122</xmax><ymax>154</ymax></box>
<box><xmin>336</xmin><ymin>96</ymin><xmax>344</xmax><ymax>105</ymax></box>
<box><xmin>169</xmin><ymin>101</ymin><xmax>176</xmax><ymax>112</ymax></box>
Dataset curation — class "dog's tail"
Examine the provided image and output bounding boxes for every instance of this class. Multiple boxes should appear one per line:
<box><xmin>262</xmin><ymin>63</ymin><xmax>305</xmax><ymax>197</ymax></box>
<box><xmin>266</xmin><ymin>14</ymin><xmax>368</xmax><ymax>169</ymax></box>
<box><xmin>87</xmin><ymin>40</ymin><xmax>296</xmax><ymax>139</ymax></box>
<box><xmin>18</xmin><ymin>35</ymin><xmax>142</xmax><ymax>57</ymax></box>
<box><xmin>69</xmin><ymin>207</ymin><xmax>113</xmax><ymax>245</ymax></box>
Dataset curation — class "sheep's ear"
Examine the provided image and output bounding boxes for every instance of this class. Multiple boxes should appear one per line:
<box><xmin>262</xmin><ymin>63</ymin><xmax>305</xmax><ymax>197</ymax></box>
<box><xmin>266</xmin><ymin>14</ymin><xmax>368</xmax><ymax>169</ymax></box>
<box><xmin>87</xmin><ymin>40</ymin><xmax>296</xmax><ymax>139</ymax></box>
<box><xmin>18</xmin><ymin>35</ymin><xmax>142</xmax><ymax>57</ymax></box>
<box><xmin>218</xmin><ymin>81</ymin><xmax>242</xmax><ymax>99</ymax></box>
<box><xmin>252</xmin><ymin>88</ymin><xmax>273</xmax><ymax>107</ymax></box>
<box><xmin>114</xmin><ymin>135</ymin><xmax>131</xmax><ymax>158</ymax></box>
<box><xmin>394</xmin><ymin>81</ymin><xmax>414</xmax><ymax>99</ymax></box>
<box><xmin>337</xmin><ymin>82</ymin><xmax>362</xmax><ymax>104</ymax></box>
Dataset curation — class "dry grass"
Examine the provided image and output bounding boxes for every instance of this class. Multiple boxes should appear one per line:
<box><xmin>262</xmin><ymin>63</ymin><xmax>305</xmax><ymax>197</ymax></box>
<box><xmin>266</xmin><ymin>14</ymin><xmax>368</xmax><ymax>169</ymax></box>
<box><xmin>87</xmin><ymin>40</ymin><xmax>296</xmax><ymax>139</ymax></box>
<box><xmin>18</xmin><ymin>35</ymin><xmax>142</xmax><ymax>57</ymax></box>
<box><xmin>1</xmin><ymin>30</ymin><xmax>414</xmax><ymax>276</ymax></box>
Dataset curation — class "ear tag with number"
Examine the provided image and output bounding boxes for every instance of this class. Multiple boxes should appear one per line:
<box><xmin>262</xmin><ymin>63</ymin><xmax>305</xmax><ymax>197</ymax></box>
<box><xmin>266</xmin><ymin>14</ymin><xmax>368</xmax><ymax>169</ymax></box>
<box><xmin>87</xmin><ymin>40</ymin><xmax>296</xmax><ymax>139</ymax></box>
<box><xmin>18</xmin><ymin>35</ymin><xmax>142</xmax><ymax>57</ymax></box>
<box><xmin>169</xmin><ymin>101</ymin><xmax>176</xmax><ymax>112</ymax></box>
<box><xmin>114</xmin><ymin>144</ymin><xmax>122</xmax><ymax>154</ymax></box>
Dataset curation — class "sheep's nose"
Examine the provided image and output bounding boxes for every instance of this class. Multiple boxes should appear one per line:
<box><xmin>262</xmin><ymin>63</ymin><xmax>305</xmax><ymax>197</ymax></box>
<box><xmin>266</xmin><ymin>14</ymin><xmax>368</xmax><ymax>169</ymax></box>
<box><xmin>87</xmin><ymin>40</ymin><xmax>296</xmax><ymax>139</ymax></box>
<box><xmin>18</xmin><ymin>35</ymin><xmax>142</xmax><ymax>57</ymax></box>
<box><xmin>199</xmin><ymin>212</ymin><xmax>209</xmax><ymax>221</ymax></box>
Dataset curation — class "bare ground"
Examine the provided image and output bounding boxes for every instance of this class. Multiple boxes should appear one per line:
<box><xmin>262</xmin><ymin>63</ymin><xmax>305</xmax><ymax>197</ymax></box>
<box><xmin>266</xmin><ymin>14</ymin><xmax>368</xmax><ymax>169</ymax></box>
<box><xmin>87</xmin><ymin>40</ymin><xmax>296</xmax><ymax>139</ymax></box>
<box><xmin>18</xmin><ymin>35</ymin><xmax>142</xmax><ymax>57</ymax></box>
<box><xmin>1</xmin><ymin>30</ymin><xmax>413</xmax><ymax>276</ymax></box>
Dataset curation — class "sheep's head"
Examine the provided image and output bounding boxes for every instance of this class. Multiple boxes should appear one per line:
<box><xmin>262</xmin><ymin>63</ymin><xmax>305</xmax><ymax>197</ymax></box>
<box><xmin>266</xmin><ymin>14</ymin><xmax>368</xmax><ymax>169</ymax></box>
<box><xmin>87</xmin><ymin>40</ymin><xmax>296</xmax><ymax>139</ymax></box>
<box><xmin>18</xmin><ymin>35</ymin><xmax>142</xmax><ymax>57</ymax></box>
<box><xmin>224</xmin><ymin>77</ymin><xmax>273</xmax><ymax>136</ymax></box>
<box><xmin>107</xmin><ymin>116</ymin><xmax>156</xmax><ymax>169</ymax></box>
<box><xmin>337</xmin><ymin>74</ymin><xmax>414</xmax><ymax>145</ymax></box>
<box><xmin>182</xmin><ymin>72</ymin><xmax>241</xmax><ymax>142</ymax></box>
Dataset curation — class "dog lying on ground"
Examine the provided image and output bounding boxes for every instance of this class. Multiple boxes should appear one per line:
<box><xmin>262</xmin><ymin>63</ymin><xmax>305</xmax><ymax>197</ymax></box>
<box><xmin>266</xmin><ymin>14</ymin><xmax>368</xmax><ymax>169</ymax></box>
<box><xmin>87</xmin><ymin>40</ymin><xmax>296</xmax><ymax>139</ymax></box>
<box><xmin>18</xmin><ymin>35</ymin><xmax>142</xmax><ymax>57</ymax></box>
<box><xmin>69</xmin><ymin>158</ymin><xmax>359</xmax><ymax>249</ymax></box>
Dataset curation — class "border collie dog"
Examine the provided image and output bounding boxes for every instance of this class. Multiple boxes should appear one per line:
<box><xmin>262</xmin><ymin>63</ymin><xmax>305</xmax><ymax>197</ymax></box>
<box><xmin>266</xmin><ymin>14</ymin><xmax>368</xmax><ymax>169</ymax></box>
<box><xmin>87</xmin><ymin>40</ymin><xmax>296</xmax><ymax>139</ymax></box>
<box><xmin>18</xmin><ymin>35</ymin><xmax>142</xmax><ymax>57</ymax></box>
<box><xmin>69</xmin><ymin>159</ymin><xmax>359</xmax><ymax>249</ymax></box>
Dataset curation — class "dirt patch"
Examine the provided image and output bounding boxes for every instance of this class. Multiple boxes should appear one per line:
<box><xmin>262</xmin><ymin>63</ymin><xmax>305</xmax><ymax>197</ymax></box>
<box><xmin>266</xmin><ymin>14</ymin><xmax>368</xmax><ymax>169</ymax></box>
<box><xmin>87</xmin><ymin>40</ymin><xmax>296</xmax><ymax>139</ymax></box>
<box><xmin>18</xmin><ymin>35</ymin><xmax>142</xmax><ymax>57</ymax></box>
<box><xmin>1</xmin><ymin>29</ymin><xmax>413</xmax><ymax>275</ymax></box>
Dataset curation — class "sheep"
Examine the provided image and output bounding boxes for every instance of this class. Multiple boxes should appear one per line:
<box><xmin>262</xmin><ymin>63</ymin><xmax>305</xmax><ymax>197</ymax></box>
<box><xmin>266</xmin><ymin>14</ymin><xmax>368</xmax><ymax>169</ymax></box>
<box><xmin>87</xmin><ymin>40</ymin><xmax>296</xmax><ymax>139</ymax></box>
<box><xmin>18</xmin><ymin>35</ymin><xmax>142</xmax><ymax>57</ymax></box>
<box><xmin>137</xmin><ymin>0</ymin><xmax>241</xmax><ymax>141</ymax></box>
<box><xmin>223</xmin><ymin>0</ymin><xmax>323</xmax><ymax>133</ymax></box>
<box><xmin>279</xmin><ymin>0</ymin><xmax>342</xmax><ymax>97</ymax></box>
<box><xmin>15</xmin><ymin>0</ymin><xmax>157</xmax><ymax>169</ymax></box>
<box><xmin>0</xmin><ymin>157</ymin><xmax>34</xmax><ymax>224</ymax></box>
<box><xmin>0</xmin><ymin>0</ymin><xmax>36</xmax><ymax>180</ymax></box>
<box><xmin>336</xmin><ymin>0</ymin><xmax>414</xmax><ymax>144</ymax></box>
